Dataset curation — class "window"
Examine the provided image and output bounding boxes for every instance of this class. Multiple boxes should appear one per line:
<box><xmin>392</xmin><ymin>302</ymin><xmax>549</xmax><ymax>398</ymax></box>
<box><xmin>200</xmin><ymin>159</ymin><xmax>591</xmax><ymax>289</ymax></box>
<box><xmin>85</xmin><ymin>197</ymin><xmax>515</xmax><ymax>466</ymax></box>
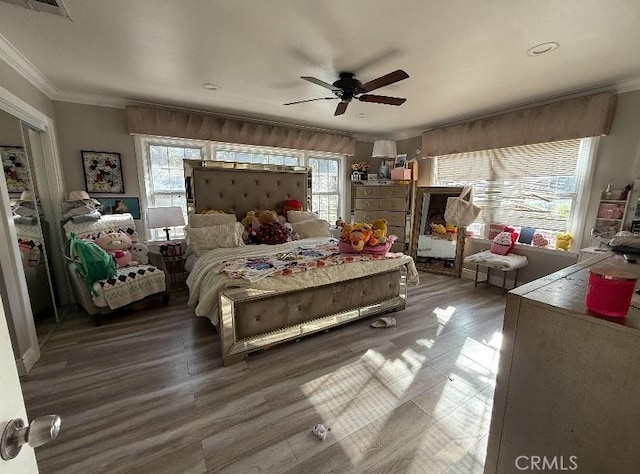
<box><xmin>434</xmin><ymin>138</ymin><xmax>596</xmax><ymax>247</ymax></box>
<box><xmin>146</xmin><ymin>143</ymin><xmax>203</xmax><ymax>239</ymax></box>
<box><xmin>309</xmin><ymin>157</ymin><xmax>340</xmax><ymax>223</ymax></box>
<box><xmin>138</xmin><ymin>137</ymin><xmax>345</xmax><ymax>240</ymax></box>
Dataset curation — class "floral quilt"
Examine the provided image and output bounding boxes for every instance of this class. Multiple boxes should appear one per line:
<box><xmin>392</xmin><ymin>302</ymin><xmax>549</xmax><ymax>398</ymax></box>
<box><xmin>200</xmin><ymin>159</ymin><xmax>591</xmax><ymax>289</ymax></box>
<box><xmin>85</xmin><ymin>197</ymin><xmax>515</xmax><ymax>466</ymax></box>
<box><xmin>220</xmin><ymin>240</ymin><xmax>404</xmax><ymax>282</ymax></box>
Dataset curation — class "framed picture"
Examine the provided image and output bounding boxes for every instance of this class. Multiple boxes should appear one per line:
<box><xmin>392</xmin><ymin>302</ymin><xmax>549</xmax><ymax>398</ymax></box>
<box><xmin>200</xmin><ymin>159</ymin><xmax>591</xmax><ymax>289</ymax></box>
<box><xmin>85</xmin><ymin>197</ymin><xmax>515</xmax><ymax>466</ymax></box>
<box><xmin>394</xmin><ymin>153</ymin><xmax>407</xmax><ymax>168</ymax></box>
<box><xmin>95</xmin><ymin>197</ymin><xmax>141</xmax><ymax>219</ymax></box>
<box><xmin>1</xmin><ymin>145</ymin><xmax>31</xmax><ymax>193</ymax></box>
<box><xmin>82</xmin><ymin>151</ymin><xmax>124</xmax><ymax>193</ymax></box>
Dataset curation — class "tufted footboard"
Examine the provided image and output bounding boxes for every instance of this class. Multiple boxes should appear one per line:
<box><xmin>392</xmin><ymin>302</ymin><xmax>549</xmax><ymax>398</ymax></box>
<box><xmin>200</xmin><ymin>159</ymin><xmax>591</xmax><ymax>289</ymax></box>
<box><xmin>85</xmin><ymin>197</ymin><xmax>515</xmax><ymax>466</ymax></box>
<box><xmin>218</xmin><ymin>266</ymin><xmax>407</xmax><ymax>365</ymax></box>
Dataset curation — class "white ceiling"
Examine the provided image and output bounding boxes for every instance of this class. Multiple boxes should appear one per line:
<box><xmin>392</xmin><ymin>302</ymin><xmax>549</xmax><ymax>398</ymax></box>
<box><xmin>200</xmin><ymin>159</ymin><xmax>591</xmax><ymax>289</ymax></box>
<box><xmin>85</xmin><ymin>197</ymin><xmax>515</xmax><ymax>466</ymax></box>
<box><xmin>1</xmin><ymin>0</ymin><xmax>640</xmax><ymax>139</ymax></box>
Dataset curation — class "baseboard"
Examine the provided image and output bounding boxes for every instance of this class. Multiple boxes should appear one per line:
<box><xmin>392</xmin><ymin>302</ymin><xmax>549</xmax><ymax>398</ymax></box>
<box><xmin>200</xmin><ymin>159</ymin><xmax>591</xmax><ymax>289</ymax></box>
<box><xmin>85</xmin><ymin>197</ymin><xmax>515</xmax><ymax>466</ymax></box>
<box><xmin>15</xmin><ymin>345</ymin><xmax>40</xmax><ymax>376</ymax></box>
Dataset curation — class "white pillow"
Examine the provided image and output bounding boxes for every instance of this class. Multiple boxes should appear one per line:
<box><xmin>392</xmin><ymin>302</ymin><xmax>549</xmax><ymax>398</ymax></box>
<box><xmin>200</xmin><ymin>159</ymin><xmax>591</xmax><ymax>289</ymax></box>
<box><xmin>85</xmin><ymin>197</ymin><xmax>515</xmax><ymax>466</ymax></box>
<box><xmin>185</xmin><ymin>222</ymin><xmax>245</xmax><ymax>256</ymax></box>
<box><xmin>189</xmin><ymin>213</ymin><xmax>237</xmax><ymax>228</ymax></box>
<box><xmin>287</xmin><ymin>210</ymin><xmax>319</xmax><ymax>223</ymax></box>
<box><xmin>291</xmin><ymin>219</ymin><xmax>331</xmax><ymax>239</ymax></box>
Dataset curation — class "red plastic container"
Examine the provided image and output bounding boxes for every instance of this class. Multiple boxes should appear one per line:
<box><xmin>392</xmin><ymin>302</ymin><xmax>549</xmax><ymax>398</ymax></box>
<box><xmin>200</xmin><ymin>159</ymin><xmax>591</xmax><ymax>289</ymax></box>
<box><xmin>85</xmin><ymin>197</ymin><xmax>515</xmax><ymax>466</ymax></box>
<box><xmin>585</xmin><ymin>267</ymin><xmax>638</xmax><ymax>317</ymax></box>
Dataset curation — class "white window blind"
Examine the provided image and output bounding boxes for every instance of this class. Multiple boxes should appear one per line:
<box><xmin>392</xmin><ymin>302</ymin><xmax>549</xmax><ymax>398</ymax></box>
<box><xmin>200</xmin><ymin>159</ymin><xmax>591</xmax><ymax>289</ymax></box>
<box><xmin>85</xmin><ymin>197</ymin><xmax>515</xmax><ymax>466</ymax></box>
<box><xmin>435</xmin><ymin>139</ymin><xmax>582</xmax><ymax>234</ymax></box>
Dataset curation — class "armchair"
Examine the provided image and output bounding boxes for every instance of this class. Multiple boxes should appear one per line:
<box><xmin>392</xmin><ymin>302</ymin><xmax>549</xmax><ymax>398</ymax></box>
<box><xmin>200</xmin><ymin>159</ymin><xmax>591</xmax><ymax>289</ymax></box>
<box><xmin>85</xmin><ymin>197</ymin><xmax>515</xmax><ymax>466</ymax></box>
<box><xmin>63</xmin><ymin>214</ymin><xmax>170</xmax><ymax>324</ymax></box>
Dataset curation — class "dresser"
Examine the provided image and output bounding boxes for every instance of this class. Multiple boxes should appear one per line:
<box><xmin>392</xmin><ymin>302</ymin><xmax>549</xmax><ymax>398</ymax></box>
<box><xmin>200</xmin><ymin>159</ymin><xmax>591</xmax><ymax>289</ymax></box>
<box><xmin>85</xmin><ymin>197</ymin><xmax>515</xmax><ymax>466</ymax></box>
<box><xmin>485</xmin><ymin>252</ymin><xmax>640</xmax><ymax>473</ymax></box>
<box><xmin>352</xmin><ymin>183</ymin><xmax>411</xmax><ymax>252</ymax></box>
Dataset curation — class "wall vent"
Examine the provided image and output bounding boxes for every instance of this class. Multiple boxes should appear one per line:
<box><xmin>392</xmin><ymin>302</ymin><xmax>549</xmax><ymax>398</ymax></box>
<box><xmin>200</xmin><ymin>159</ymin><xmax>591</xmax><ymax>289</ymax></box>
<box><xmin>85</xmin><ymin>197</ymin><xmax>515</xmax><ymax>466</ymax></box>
<box><xmin>0</xmin><ymin>0</ymin><xmax>72</xmax><ymax>20</ymax></box>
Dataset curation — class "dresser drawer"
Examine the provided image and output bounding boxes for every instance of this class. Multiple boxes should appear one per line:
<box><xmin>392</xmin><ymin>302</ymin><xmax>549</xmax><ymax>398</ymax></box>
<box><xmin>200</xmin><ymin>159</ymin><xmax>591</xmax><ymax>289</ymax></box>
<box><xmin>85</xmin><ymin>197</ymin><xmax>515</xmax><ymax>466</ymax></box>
<box><xmin>387</xmin><ymin>225</ymin><xmax>406</xmax><ymax>241</ymax></box>
<box><xmin>355</xmin><ymin>198</ymin><xmax>406</xmax><ymax>211</ymax></box>
<box><xmin>355</xmin><ymin>186</ymin><xmax>408</xmax><ymax>199</ymax></box>
<box><xmin>354</xmin><ymin>210</ymin><xmax>405</xmax><ymax>227</ymax></box>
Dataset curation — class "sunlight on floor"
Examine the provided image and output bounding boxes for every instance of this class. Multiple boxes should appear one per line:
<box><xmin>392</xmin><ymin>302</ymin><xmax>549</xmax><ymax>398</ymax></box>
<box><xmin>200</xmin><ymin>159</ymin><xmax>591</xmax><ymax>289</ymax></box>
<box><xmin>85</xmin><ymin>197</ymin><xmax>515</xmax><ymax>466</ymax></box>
<box><xmin>297</xmin><ymin>347</ymin><xmax>426</xmax><ymax>466</ymax></box>
<box><xmin>434</xmin><ymin>306</ymin><xmax>457</xmax><ymax>338</ymax></box>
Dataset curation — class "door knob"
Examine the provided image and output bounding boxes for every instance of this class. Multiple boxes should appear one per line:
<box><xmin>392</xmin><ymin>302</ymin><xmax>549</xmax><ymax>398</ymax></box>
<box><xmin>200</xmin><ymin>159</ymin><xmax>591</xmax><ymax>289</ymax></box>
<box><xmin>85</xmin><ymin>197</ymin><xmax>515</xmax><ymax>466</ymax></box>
<box><xmin>1</xmin><ymin>415</ymin><xmax>61</xmax><ymax>461</ymax></box>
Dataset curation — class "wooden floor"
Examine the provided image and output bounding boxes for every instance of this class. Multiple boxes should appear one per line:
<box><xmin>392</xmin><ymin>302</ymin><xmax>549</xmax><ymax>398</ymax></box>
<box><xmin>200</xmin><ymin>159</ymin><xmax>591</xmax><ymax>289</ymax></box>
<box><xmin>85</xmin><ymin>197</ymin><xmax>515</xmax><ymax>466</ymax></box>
<box><xmin>20</xmin><ymin>273</ymin><xmax>506</xmax><ymax>474</ymax></box>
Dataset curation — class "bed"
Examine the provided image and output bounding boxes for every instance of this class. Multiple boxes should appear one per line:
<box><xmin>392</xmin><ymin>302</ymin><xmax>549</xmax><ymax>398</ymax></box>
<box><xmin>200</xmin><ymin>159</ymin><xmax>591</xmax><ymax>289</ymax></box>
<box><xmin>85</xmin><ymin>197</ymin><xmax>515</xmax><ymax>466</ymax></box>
<box><xmin>185</xmin><ymin>161</ymin><xmax>419</xmax><ymax>365</ymax></box>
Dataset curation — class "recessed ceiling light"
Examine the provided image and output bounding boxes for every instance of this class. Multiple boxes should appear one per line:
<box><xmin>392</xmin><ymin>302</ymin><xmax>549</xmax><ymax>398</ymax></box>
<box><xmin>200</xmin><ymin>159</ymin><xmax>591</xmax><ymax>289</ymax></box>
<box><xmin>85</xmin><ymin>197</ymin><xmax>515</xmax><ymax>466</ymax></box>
<box><xmin>527</xmin><ymin>42</ymin><xmax>560</xmax><ymax>57</ymax></box>
<box><xmin>357</xmin><ymin>113</ymin><xmax>365</xmax><ymax>118</ymax></box>
<box><xmin>201</xmin><ymin>82</ymin><xmax>220</xmax><ymax>90</ymax></box>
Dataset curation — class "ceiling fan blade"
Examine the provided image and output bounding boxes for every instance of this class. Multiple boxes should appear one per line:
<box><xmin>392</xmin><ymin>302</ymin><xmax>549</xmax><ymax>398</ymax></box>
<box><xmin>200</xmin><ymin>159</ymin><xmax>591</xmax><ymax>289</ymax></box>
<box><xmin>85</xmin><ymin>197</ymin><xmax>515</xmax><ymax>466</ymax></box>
<box><xmin>334</xmin><ymin>101</ymin><xmax>349</xmax><ymax>116</ymax></box>
<box><xmin>360</xmin><ymin>69</ymin><xmax>409</xmax><ymax>93</ymax></box>
<box><xmin>284</xmin><ymin>97</ymin><xmax>336</xmax><ymax>106</ymax></box>
<box><xmin>358</xmin><ymin>94</ymin><xmax>406</xmax><ymax>106</ymax></box>
<box><xmin>301</xmin><ymin>76</ymin><xmax>340</xmax><ymax>91</ymax></box>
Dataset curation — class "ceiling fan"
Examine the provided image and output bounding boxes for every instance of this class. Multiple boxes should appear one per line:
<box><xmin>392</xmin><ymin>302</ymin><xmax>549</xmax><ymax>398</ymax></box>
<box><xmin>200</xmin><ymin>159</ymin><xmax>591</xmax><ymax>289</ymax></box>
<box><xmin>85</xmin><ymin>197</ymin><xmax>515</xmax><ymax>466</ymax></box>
<box><xmin>284</xmin><ymin>69</ymin><xmax>409</xmax><ymax>116</ymax></box>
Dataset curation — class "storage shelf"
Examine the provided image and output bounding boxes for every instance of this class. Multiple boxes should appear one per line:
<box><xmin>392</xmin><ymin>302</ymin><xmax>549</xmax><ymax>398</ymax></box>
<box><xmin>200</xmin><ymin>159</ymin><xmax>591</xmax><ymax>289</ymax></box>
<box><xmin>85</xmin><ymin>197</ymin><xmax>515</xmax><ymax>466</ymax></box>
<box><xmin>599</xmin><ymin>199</ymin><xmax>627</xmax><ymax>203</ymax></box>
<box><xmin>596</xmin><ymin>217</ymin><xmax>622</xmax><ymax>221</ymax></box>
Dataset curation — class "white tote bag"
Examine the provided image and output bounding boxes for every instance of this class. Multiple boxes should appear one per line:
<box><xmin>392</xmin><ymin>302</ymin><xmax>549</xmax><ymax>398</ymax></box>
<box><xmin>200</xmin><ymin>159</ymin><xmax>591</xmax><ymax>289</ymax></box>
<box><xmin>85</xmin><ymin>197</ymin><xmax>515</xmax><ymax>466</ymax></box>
<box><xmin>444</xmin><ymin>186</ymin><xmax>481</xmax><ymax>227</ymax></box>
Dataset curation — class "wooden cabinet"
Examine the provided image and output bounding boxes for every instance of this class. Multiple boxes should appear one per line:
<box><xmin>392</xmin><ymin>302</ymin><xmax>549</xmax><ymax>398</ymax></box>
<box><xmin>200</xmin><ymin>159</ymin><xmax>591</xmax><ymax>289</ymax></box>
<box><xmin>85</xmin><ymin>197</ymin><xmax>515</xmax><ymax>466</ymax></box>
<box><xmin>352</xmin><ymin>183</ymin><xmax>411</xmax><ymax>252</ymax></box>
<box><xmin>485</xmin><ymin>253</ymin><xmax>640</xmax><ymax>473</ymax></box>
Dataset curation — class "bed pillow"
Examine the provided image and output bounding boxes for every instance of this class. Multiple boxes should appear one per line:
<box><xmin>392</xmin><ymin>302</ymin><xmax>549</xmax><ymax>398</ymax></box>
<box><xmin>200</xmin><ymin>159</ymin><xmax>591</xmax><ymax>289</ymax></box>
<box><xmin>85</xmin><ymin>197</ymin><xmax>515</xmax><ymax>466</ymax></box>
<box><xmin>291</xmin><ymin>219</ymin><xmax>331</xmax><ymax>239</ymax></box>
<box><xmin>287</xmin><ymin>210</ymin><xmax>320</xmax><ymax>223</ymax></box>
<box><xmin>185</xmin><ymin>221</ymin><xmax>245</xmax><ymax>256</ymax></box>
<box><xmin>188</xmin><ymin>213</ymin><xmax>237</xmax><ymax>228</ymax></box>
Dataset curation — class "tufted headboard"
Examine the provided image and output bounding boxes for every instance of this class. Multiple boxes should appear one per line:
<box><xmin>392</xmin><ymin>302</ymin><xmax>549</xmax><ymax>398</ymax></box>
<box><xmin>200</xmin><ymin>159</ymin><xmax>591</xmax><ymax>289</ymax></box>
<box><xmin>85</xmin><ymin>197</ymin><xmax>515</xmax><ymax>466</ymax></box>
<box><xmin>190</xmin><ymin>163</ymin><xmax>310</xmax><ymax>221</ymax></box>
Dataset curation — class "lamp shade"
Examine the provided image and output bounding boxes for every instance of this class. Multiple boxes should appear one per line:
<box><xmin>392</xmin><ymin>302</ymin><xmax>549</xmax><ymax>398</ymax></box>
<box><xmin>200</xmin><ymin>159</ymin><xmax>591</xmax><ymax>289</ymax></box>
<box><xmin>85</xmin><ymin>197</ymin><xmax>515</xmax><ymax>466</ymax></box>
<box><xmin>146</xmin><ymin>206</ymin><xmax>185</xmax><ymax>229</ymax></box>
<box><xmin>372</xmin><ymin>140</ymin><xmax>397</xmax><ymax>157</ymax></box>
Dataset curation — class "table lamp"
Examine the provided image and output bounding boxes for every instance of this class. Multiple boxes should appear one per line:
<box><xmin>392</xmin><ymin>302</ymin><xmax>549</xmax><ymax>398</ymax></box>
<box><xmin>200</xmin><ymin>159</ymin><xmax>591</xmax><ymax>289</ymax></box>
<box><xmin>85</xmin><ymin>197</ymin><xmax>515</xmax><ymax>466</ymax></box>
<box><xmin>372</xmin><ymin>140</ymin><xmax>397</xmax><ymax>178</ymax></box>
<box><xmin>146</xmin><ymin>206</ymin><xmax>185</xmax><ymax>241</ymax></box>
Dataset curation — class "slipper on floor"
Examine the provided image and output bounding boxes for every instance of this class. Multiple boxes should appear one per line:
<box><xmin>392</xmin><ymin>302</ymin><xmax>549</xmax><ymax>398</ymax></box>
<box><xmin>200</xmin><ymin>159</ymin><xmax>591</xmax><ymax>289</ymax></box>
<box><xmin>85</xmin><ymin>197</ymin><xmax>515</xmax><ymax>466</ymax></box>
<box><xmin>370</xmin><ymin>317</ymin><xmax>396</xmax><ymax>328</ymax></box>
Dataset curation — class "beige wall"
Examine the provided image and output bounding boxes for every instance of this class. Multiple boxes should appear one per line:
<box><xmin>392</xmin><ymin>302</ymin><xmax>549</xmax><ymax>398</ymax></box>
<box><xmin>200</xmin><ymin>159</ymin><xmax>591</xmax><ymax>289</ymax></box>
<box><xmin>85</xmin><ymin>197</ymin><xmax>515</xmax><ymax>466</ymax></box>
<box><xmin>53</xmin><ymin>102</ymin><xmax>138</xmax><ymax>198</ymax></box>
<box><xmin>580</xmin><ymin>89</ymin><xmax>640</xmax><ymax>248</ymax></box>
<box><xmin>0</xmin><ymin>59</ymin><xmax>54</xmax><ymax>118</ymax></box>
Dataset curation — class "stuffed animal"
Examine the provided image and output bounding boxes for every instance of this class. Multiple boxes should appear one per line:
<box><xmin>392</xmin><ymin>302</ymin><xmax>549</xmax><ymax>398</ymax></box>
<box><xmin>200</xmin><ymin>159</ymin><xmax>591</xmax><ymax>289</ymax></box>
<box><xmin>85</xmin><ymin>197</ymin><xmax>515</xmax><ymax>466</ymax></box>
<box><xmin>282</xmin><ymin>222</ymin><xmax>300</xmax><ymax>241</ymax></box>
<box><xmin>281</xmin><ymin>199</ymin><xmax>303</xmax><ymax>219</ymax></box>
<box><xmin>254</xmin><ymin>210</ymin><xmax>289</xmax><ymax>245</ymax></box>
<box><xmin>555</xmin><ymin>232</ymin><xmax>573</xmax><ymax>251</ymax></box>
<box><xmin>349</xmin><ymin>223</ymin><xmax>372</xmax><ymax>252</ymax></box>
<box><xmin>445</xmin><ymin>223</ymin><xmax>457</xmax><ymax>239</ymax></box>
<box><xmin>532</xmin><ymin>233</ymin><xmax>549</xmax><ymax>248</ymax></box>
<box><xmin>130</xmin><ymin>242</ymin><xmax>149</xmax><ymax>264</ymax></box>
<box><xmin>241</xmin><ymin>211</ymin><xmax>255</xmax><ymax>229</ymax></box>
<box><xmin>201</xmin><ymin>208</ymin><xmax>225</xmax><ymax>214</ymax></box>
<box><xmin>491</xmin><ymin>231</ymin><xmax>515</xmax><ymax>255</ymax></box>
<box><xmin>96</xmin><ymin>231</ymin><xmax>133</xmax><ymax>267</ymax></box>
<box><xmin>371</xmin><ymin>219</ymin><xmax>388</xmax><ymax>245</ymax></box>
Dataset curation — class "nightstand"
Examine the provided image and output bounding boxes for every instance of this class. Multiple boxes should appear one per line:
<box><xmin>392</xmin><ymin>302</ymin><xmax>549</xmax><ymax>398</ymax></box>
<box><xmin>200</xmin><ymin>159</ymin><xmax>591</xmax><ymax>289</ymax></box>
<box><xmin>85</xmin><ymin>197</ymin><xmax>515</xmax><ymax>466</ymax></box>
<box><xmin>162</xmin><ymin>254</ymin><xmax>187</xmax><ymax>288</ymax></box>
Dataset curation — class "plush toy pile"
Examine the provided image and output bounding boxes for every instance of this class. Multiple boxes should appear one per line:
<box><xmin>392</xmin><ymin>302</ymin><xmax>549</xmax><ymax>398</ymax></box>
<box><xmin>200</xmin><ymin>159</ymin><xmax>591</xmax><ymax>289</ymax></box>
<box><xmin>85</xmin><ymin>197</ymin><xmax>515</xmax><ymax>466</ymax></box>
<box><xmin>338</xmin><ymin>219</ymin><xmax>396</xmax><ymax>254</ymax></box>
<box><xmin>241</xmin><ymin>210</ymin><xmax>298</xmax><ymax>245</ymax></box>
<box><xmin>95</xmin><ymin>231</ymin><xmax>149</xmax><ymax>267</ymax></box>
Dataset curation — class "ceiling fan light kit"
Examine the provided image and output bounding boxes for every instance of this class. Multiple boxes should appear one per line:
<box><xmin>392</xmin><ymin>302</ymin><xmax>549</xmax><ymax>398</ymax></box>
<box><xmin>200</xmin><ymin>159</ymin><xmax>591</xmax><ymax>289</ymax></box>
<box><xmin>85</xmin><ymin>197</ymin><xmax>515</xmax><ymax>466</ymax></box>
<box><xmin>285</xmin><ymin>69</ymin><xmax>409</xmax><ymax>116</ymax></box>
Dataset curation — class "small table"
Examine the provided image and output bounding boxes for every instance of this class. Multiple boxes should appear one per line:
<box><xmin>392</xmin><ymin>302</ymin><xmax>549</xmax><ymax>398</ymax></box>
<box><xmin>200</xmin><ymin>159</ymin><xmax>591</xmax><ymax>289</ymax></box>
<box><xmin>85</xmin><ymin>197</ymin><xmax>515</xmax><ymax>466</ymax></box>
<box><xmin>162</xmin><ymin>254</ymin><xmax>187</xmax><ymax>288</ymax></box>
<box><xmin>464</xmin><ymin>250</ymin><xmax>528</xmax><ymax>290</ymax></box>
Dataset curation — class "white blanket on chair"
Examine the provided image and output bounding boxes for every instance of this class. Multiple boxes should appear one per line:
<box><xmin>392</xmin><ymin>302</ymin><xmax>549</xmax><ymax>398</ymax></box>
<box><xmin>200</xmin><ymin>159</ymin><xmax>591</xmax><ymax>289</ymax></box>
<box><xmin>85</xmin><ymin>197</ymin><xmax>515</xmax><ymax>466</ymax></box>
<box><xmin>464</xmin><ymin>250</ymin><xmax>528</xmax><ymax>271</ymax></box>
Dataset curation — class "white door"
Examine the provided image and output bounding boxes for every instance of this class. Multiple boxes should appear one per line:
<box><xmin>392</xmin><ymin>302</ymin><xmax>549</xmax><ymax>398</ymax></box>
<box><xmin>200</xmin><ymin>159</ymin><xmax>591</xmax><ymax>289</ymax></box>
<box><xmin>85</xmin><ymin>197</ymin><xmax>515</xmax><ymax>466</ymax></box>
<box><xmin>0</xmin><ymin>292</ymin><xmax>38</xmax><ymax>474</ymax></box>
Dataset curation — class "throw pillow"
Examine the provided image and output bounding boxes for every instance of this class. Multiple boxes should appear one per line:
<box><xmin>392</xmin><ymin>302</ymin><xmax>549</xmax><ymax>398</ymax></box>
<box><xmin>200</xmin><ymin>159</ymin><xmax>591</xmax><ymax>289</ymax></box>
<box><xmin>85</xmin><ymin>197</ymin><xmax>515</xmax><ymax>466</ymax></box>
<box><xmin>185</xmin><ymin>222</ymin><xmax>245</xmax><ymax>256</ymax></box>
<box><xmin>287</xmin><ymin>210</ymin><xmax>320</xmax><ymax>223</ymax></box>
<box><xmin>291</xmin><ymin>219</ymin><xmax>331</xmax><ymax>239</ymax></box>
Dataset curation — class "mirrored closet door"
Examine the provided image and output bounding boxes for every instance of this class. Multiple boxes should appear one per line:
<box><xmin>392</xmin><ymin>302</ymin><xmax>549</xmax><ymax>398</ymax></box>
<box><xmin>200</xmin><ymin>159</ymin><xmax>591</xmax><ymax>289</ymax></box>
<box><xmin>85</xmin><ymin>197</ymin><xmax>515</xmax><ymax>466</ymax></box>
<box><xmin>0</xmin><ymin>108</ymin><xmax>60</xmax><ymax>344</ymax></box>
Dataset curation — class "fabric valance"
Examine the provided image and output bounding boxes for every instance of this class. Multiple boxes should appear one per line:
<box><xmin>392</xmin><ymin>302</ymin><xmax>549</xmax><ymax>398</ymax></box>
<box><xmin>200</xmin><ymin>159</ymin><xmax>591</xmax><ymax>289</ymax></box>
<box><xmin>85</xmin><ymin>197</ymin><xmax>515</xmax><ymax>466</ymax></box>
<box><xmin>422</xmin><ymin>92</ymin><xmax>617</xmax><ymax>157</ymax></box>
<box><xmin>126</xmin><ymin>106</ymin><xmax>355</xmax><ymax>155</ymax></box>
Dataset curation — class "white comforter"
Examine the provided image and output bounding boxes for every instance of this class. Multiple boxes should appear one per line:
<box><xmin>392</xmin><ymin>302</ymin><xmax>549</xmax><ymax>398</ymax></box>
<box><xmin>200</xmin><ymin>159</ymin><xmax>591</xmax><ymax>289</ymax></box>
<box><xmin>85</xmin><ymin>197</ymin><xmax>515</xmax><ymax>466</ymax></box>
<box><xmin>186</xmin><ymin>237</ymin><xmax>419</xmax><ymax>323</ymax></box>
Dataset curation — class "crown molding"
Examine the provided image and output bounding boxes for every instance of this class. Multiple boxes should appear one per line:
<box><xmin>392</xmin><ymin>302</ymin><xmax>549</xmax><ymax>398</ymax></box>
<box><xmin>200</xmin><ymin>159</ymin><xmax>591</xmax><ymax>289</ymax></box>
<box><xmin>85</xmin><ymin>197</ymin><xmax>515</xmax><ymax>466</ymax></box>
<box><xmin>0</xmin><ymin>32</ymin><xmax>57</xmax><ymax>98</ymax></box>
<box><xmin>615</xmin><ymin>75</ymin><xmax>640</xmax><ymax>94</ymax></box>
<box><xmin>53</xmin><ymin>90</ymin><xmax>129</xmax><ymax>109</ymax></box>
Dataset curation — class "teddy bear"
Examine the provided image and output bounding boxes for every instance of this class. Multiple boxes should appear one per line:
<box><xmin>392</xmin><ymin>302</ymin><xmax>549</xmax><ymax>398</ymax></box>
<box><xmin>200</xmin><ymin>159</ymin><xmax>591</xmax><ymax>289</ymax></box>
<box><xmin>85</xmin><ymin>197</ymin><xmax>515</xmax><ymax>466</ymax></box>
<box><xmin>253</xmin><ymin>210</ymin><xmax>290</xmax><ymax>245</ymax></box>
<box><xmin>130</xmin><ymin>242</ymin><xmax>149</xmax><ymax>265</ymax></box>
<box><xmin>370</xmin><ymin>219</ymin><xmax>388</xmax><ymax>245</ymax></box>
<box><xmin>96</xmin><ymin>231</ymin><xmax>133</xmax><ymax>267</ymax></box>
<box><xmin>282</xmin><ymin>222</ymin><xmax>300</xmax><ymax>241</ymax></box>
